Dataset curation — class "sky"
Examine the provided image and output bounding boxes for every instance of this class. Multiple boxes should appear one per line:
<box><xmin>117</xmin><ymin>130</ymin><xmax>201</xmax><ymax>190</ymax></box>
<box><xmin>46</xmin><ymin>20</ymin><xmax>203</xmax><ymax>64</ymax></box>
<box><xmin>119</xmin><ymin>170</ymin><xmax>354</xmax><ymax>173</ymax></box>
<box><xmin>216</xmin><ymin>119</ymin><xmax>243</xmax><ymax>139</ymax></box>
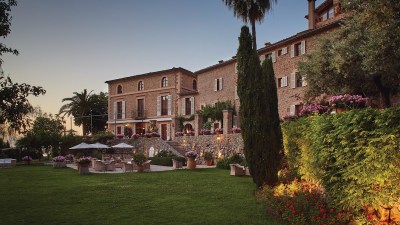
<box><xmin>2</xmin><ymin>0</ymin><xmax>325</xmax><ymax>131</ymax></box>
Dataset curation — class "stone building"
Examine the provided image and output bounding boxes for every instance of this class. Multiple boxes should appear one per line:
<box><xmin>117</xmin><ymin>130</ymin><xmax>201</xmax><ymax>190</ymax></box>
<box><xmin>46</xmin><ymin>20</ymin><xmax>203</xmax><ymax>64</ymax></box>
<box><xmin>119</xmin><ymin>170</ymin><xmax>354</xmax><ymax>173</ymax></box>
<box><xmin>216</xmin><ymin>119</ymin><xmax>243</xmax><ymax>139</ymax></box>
<box><xmin>106</xmin><ymin>0</ymin><xmax>343</xmax><ymax>139</ymax></box>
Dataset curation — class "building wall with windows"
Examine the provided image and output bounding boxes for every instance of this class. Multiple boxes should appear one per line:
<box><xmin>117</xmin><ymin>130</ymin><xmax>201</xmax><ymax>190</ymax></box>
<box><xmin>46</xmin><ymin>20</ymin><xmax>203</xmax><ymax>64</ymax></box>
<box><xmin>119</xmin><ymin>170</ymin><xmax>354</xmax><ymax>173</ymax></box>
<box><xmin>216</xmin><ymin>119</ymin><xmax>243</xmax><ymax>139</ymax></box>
<box><xmin>106</xmin><ymin>0</ymin><xmax>343</xmax><ymax>138</ymax></box>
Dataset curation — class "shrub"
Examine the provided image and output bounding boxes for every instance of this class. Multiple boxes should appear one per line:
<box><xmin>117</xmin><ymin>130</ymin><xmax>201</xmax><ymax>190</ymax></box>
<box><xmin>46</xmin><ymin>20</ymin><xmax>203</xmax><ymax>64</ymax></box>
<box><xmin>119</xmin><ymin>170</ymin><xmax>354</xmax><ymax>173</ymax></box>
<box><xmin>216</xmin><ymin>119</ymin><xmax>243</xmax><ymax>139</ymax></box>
<box><xmin>282</xmin><ymin>107</ymin><xmax>400</xmax><ymax>222</ymax></box>
<box><xmin>133</xmin><ymin>153</ymin><xmax>147</xmax><ymax>165</ymax></box>
<box><xmin>260</xmin><ymin>179</ymin><xmax>351</xmax><ymax>225</ymax></box>
<box><xmin>216</xmin><ymin>154</ymin><xmax>245</xmax><ymax>170</ymax></box>
<box><xmin>149</xmin><ymin>157</ymin><xmax>173</xmax><ymax>166</ymax></box>
<box><xmin>204</xmin><ymin>152</ymin><xmax>213</xmax><ymax>160</ymax></box>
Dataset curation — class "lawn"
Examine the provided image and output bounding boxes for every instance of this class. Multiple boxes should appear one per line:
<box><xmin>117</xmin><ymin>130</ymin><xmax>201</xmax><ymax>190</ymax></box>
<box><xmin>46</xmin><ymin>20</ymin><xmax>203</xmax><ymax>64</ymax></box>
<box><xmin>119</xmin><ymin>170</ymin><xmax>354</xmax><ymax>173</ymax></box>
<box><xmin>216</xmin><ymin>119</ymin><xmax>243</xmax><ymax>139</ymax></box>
<box><xmin>0</xmin><ymin>166</ymin><xmax>280</xmax><ymax>225</ymax></box>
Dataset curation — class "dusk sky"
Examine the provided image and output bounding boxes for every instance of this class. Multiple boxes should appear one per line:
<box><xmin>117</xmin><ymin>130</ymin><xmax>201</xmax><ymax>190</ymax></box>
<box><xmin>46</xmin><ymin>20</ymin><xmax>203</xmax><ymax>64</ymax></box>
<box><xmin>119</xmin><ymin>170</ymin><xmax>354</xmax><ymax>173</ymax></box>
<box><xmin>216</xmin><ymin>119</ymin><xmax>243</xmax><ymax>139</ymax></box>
<box><xmin>2</xmin><ymin>0</ymin><xmax>324</xmax><ymax>130</ymax></box>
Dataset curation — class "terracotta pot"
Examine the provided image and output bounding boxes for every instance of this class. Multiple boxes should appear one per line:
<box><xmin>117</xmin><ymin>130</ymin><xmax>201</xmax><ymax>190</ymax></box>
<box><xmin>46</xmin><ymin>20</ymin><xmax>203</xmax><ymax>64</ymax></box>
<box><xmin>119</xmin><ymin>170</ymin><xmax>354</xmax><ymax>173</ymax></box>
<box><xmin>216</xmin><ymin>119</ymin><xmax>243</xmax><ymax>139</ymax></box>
<box><xmin>137</xmin><ymin>165</ymin><xmax>144</xmax><ymax>173</ymax></box>
<box><xmin>335</xmin><ymin>107</ymin><xmax>347</xmax><ymax>113</ymax></box>
<box><xmin>187</xmin><ymin>158</ymin><xmax>196</xmax><ymax>170</ymax></box>
<box><xmin>79</xmin><ymin>164</ymin><xmax>90</xmax><ymax>174</ymax></box>
<box><xmin>206</xmin><ymin>159</ymin><xmax>213</xmax><ymax>166</ymax></box>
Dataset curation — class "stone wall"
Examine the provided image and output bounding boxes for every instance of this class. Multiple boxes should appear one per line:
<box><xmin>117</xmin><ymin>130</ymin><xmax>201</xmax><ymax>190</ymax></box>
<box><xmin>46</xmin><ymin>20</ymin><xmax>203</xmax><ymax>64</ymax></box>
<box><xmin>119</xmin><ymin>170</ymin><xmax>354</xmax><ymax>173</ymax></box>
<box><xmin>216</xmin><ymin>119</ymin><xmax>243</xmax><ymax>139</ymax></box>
<box><xmin>174</xmin><ymin>133</ymin><xmax>244</xmax><ymax>161</ymax></box>
<box><xmin>104</xmin><ymin>137</ymin><xmax>183</xmax><ymax>160</ymax></box>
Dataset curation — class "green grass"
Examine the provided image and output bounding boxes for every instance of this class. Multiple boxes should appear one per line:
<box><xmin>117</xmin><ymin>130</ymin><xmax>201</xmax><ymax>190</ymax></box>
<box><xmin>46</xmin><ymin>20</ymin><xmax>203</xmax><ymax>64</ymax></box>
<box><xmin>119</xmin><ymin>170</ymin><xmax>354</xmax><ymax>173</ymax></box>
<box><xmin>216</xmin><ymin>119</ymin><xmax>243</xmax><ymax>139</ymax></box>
<box><xmin>0</xmin><ymin>166</ymin><xmax>280</xmax><ymax>225</ymax></box>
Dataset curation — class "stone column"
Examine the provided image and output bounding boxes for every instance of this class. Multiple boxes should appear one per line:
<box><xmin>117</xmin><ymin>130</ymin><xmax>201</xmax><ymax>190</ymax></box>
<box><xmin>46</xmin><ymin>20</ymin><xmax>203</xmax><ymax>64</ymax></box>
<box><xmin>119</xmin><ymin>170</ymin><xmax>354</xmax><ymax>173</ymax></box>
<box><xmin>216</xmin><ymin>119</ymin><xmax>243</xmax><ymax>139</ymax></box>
<box><xmin>222</xmin><ymin>110</ymin><xmax>233</xmax><ymax>134</ymax></box>
<box><xmin>194</xmin><ymin>114</ymin><xmax>203</xmax><ymax>136</ymax></box>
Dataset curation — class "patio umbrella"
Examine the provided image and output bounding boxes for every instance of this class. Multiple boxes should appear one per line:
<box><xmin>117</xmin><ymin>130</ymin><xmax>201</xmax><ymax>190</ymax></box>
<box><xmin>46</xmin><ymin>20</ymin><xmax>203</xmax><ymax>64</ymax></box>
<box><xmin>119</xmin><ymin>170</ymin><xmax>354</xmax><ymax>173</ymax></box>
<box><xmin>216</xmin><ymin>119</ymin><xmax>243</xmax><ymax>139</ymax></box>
<box><xmin>111</xmin><ymin>143</ymin><xmax>133</xmax><ymax>149</ymax></box>
<box><xmin>111</xmin><ymin>143</ymin><xmax>133</xmax><ymax>160</ymax></box>
<box><xmin>69</xmin><ymin>142</ymin><xmax>95</xmax><ymax>149</ymax></box>
<box><xmin>90</xmin><ymin>142</ymin><xmax>110</xmax><ymax>149</ymax></box>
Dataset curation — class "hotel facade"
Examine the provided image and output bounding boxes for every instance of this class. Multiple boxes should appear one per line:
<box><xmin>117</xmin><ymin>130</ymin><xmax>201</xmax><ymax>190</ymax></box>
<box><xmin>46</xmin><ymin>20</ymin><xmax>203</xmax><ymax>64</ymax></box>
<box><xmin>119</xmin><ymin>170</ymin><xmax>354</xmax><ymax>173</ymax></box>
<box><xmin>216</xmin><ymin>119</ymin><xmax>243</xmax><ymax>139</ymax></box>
<box><xmin>106</xmin><ymin>0</ymin><xmax>343</xmax><ymax>140</ymax></box>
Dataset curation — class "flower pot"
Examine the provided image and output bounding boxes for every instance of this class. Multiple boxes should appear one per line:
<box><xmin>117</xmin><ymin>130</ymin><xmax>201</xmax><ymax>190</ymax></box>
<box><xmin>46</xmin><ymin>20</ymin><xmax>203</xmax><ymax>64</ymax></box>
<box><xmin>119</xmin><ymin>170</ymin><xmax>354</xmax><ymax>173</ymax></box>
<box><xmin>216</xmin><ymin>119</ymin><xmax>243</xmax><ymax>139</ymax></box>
<box><xmin>78</xmin><ymin>163</ymin><xmax>90</xmax><ymax>174</ymax></box>
<box><xmin>206</xmin><ymin>159</ymin><xmax>213</xmax><ymax>166</ymax></box>
<box><xmin>137</xmin><ymin>164</ymin><xmax>144</xmax><ymax>173</ymax></box>
<box><xmin>53</xmin><ymin>161</ymin><xmax>66</xmax><ymax>168</ymax></box>
<box><xmin>335</xmin><ymin>107</ymin><xmax>347</xmax><ymax>113</ymax></box>
<box><xmin>187</xmin><ymin>158</ymin><xmax>196</xmax><ymax>170</ymax></box>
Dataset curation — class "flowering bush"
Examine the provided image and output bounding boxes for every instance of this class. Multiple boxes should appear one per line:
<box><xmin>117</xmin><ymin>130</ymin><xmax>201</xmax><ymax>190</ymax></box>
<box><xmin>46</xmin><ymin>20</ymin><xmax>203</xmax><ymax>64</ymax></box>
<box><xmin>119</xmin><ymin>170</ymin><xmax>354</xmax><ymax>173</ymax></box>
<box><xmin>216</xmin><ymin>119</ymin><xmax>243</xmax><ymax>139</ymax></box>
<box><xmin>185</xmin><ymin>151</ymin><xmax>197</xmax><ymax>159</ymax></box>
<box><xmin>52</xmin><ymin>156</ymin><xmax>65</xmax><ymax>162</ymax></box>
<box><xmin>76</xmin><ymin>156</ymin><xmax>92</xmax><ymax>165</ymax></box>
<box><xmin>132</xmin><ymin>133</ymin><xmax>140</xmax><ymax>139</ymax></box>
<box><xmin>329</xmin><ymin>94</ymin><xmax>368</xmax><ymax>109</ymax></box>
<box><xmin>200</xmin><ymin>129</ymin><xmax>211</xmax><ymax>135</ymax></box>
<box><xmin>231</xmin><ymin>127</ymin><xmax>241</xmax><ymax>133</ymax></box>
<box><xmin>65</xmin><ymin>154</ymin><xmax>74</xmax><ymax>161</ymax></box>
<box><xmin>214</xmin><ymin>128</ymin><xmax>223</xmax><ymax>134</ymax></box>
<box><xmin>299</xmin><ymin>104</ymin><xmax>329</xmax><ymax>116</ymax></box>
<box><xmin>175</xmin><ymin>132</ymin><xmax>184</xmax><ymax>136</ymax></box>
<box><xmin>260</xmin><ymin>179</ymin><xmax>351</xmax><ymax>225</ymax></box>
<box><xmin>22</xmin><ymin>156</ymin><xmax>32</xmax><ymax>162</ymax></box>
<box><xmin>144</xmin><ymin>133</ymin><xmax>153</xmax><ymax>138</ymax></box>
<box><xmin>151</xmin><ymin>132</ymin><xmax>160</xmax><ymax>137</ymax></box>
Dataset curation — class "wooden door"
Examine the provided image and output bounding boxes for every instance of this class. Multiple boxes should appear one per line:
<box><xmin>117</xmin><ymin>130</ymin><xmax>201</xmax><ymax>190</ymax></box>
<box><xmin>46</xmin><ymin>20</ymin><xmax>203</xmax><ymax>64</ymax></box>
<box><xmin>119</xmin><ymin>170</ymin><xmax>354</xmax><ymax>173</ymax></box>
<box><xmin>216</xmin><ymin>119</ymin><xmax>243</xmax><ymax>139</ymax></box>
<box><xmin>161</xmin><ymin>124</ymin><xmax>167</xmax><ymax>140</ymax></box>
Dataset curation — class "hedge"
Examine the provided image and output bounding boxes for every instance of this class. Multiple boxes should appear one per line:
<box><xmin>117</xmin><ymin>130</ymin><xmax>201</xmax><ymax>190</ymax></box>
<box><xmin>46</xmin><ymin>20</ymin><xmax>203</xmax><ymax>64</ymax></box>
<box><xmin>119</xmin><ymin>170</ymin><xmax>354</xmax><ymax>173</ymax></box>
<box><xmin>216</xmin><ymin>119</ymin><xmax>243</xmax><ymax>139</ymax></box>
<box><xmin>281</xmin><ymin>107</ymin><xmax>400</xmax><ymax>218</ymax></box>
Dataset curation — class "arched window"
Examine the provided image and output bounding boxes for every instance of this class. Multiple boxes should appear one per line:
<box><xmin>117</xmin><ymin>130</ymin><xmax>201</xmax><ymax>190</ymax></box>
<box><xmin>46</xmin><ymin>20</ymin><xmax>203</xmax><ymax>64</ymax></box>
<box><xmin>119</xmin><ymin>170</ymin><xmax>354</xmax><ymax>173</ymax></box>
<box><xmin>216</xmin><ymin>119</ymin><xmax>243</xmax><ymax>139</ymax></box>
<box><xmin>161</xmin><ymin>77</ymin><xmax>168</xmax><ymax>87</ymax></box>
<box><xmin>138</xmin><ymin>81</ymin><xmax>144</xmax><ymax>91</ymax></box>
<box><xmin>117</xmin><ymin>85</ymin><xmax>123</xmax><ymax>94</ymax></box>
<box><xmin>192</xmin><ymin>79</ymin><xmax>197</xmax><ymax>90</ymax></box>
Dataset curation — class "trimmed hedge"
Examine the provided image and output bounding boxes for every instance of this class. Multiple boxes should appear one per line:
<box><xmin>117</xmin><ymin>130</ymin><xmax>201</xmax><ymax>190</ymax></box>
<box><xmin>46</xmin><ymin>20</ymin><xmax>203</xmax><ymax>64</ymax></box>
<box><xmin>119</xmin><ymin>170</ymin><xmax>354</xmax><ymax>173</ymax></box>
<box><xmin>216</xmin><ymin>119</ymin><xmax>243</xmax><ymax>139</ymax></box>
<box><xmin>149</xmin><ymin>156</ymin><xmax>186</xmax><ymax>167</ymax></box>
<box><xmin>282</xmin><ymin>107</ymin><xmax>400</xmax><ymax>218</ymax></box>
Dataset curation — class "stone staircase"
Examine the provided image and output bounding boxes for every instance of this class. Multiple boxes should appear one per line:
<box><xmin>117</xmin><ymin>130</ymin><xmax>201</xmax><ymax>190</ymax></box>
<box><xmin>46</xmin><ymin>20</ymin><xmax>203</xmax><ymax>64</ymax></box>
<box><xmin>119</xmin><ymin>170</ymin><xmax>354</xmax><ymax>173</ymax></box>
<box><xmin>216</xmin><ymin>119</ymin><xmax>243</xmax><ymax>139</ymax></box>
<box><xmin>166</xmin><ymin>141</ymin><xmax>187</xmax><ymax>157</ymax></box>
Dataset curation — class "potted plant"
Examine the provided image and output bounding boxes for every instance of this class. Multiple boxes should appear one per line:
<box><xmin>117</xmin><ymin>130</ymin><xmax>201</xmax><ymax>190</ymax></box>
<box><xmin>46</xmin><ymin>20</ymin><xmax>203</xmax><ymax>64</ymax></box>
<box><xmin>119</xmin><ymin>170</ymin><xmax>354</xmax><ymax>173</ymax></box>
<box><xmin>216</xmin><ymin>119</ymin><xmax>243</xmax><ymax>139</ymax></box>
<box><xmin>133</xmin><ymin>153</ymin><xmax>147</xmax><ymax>172</ymax></box>
<box><xmin>185</xmin><ymin>151</ymin><xmax>197</xmax><ymax>170</ymax></box>
<box><xmin>214</xmin><ymin>128</ymin><xmax>223</xmax><ymax>134</ymax></box>
<box><xmin>231</xmin><ymin>127</ymin><xmax>241</xmax><ymax>134</ymax></box>
<box><xmin>22</xmin><ymin>156</ymin><xmax>32</xmax><ymax>165</ymax></box>
<box><xmin>204</xmin><ymin>152</ymin><xmax>214</xmax><ymax>166</ymax></box>
<box><xmin>76</xmin><ymin>156</ymin><xmax>92</xmax><ymax>174</ymax></box>
<box><xmin>53</xmin><ymin>156</ymin><xmax>66</xmax><ymax>168</ymax></box>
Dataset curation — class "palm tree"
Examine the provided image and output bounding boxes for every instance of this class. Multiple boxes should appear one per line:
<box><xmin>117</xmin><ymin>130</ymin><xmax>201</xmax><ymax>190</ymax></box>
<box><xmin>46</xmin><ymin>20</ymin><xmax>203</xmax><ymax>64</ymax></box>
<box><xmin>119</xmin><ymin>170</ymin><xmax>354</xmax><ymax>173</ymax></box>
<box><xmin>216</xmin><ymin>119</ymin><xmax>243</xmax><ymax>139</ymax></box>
<box><xmin>59</xmin><ymin>89</ymin><xmax>94</xmax><ymax>135</ymax></box>
<box><xmin>223</xmin><ymin>0</ymin><xmax>277</xmax><ymax>50</ymax></box>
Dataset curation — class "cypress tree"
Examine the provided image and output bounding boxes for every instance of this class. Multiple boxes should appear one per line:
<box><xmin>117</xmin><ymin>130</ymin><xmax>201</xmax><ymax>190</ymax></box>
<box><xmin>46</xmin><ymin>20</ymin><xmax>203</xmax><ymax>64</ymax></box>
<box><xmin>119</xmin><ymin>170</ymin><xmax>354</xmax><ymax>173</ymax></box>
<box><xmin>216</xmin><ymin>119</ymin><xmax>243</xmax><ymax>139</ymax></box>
<box><xmin>237</xmin><ymin>26</ymin><xmax>281</xmax><ymax>187</ymax></box>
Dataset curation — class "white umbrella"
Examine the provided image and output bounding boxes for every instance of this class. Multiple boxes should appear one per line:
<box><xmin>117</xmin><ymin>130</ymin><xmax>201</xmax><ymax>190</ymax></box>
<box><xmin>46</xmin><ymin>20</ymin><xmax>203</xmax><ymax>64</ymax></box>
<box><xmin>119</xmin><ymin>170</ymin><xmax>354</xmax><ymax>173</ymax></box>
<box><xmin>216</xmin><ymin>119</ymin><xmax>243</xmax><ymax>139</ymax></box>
<box><xmin>90</xmin><ymin>142</ymin><xmax>110</xmax><ymax>149</ymax></box>
<box><xmin>111</xmin><ymin>143</ymin><xmax>133</xmax><ymax>148</ymax></box>
<box><xmin>69</xmin><ymin>142</ymin><xmax>95</xmax><ymax>150</ymax></box>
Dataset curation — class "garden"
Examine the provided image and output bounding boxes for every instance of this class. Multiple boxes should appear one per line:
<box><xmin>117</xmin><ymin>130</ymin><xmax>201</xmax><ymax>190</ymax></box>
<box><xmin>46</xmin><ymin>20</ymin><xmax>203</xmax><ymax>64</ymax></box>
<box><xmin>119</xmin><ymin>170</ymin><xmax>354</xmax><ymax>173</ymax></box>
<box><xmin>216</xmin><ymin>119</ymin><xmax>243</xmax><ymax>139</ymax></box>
<box><xmin>0</xmin><ymin>166</ymin><xmax>280</xmax><ymax>225</ymax></box>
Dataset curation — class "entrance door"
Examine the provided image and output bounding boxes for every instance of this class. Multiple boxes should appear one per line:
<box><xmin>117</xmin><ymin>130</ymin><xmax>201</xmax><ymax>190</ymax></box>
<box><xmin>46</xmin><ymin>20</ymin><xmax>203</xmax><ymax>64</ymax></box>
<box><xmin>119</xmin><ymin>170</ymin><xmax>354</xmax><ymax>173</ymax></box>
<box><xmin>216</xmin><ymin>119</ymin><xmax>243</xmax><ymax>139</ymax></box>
<box><xmin>161</xmin><ymin>124</ymin><xmax>167</xmax><ymax>140</ymax></box>
<box><xmin>135</xmin><ymin>123</ymin><xmax>145</xmax><ymax>135</ymax></box>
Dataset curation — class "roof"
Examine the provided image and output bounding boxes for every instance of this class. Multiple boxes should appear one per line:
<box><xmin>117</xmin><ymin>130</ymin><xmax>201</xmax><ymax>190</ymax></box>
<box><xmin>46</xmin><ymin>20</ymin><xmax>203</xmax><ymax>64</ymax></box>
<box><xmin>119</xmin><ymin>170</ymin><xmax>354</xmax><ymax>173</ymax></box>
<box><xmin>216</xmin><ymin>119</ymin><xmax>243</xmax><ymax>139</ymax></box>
<box><xmin>195</xmin><ymin>20</ymin><xmax>340</xmax><ymax>75</ymax></box>
<box><xmin>105</xmin><ymin>67</ymin><xmax>195</xmax><ymax>84</ymax></box>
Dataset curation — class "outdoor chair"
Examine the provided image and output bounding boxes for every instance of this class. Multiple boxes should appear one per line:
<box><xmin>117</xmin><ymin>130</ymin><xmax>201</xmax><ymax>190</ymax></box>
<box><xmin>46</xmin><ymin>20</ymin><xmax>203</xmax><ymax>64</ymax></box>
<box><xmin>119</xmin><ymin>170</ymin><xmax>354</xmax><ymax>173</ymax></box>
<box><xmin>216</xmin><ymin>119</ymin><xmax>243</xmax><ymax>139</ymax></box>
<box><xmin>94</xmin><ymin>160</ymin><xmax>106</xmax><ymax>172</ymax></box>
<box><xmin>123</xmin><ymin>161</ymin><xmax>133</xmax><ymax>172</ymax></box>
<box><xmin>106</xmin><ymin>161</ymin><xmax>116</xmax><ymax>171</ymax></box>
<box><xmin>229</xmin><ymin>164</ymin><xmax>246</xmax><ymax>176</ymax></box>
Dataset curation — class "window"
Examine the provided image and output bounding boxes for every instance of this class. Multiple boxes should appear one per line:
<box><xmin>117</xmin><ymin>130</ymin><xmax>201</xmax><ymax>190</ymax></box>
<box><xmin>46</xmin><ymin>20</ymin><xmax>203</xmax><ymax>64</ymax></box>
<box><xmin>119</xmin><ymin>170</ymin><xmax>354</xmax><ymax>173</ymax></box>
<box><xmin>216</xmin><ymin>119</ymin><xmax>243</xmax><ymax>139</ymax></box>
<box><xmin>278</xmin><ymin>76</ymin><xmax>288</xmax><ymax>88</ymax></box>
<box><xmin>138</xmin><ymin>81</ymin><xmax>144</xmax><ymax>91</ymax></box>
<box><xmin>289</xmin><ymin>104</ymin><xmax>303</xmax><ymax>116</ymax></box>
<box><xmin>161</xmin><ymin>77</ymin><xmax>168</xmax><ymax>87</ymax></box>
<box><xmin>214</xmin><ymin>78</ymin><xmax>223</xmax><ymax>91</ymax></box>
<box><xmin>291</xmin><ymin>41</ymin><xmax>306</xmax><ymax>58</ymax></box>
<box><xmin>161</xmin><ymin>96</ymin><xmax>168</xmax><ymax>116</ymax></box>
<box><xmin>117</xmin><ymin>102</ymin><xmax>122</xmax><ymax>119</ymax></box>
<box><xmin>320</xmin><ymin>6</ymin><xmax>334</xmax><ymax>21</ymax></box>
<box><xmin>137</xmin><ymin>99</ymin><xmax>144</xmax><ymax>118</ymax></box>
<box><xmin>117</xmin><ymin>85</ymin><xmax>123</xmax><ymax>94</ymax></box>
<box><xmin>192</xmin><ymin>80</ymin><xmax>197</xmax><ymax>90</ymax></box>
<box><xmin>278</xmin><ymin>49</ymin><xmax>282</xmax><ymax>56</ymax></box>
<box><xmin>185</xmin><ymin>98</ymin><xmax>191</xmax><ymax>115</ymax></box>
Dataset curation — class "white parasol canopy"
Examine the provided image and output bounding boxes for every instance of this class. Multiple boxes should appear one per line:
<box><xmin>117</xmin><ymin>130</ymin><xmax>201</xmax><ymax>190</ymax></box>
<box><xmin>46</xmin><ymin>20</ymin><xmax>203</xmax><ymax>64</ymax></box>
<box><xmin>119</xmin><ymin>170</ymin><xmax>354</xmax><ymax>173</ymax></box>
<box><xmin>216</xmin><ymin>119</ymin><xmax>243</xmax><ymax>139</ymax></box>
<box><xmin>90</xmin><ymin>142</ymin><xmax>110</xmax><ymax>149</ymax></box>
<box><xmin>69</xmin><ymin>142</ymin><xmax>95</xmax><ymax>150</ymax></box>
<box><xmin>111</xmin><ymin>143</ymin><xmax>134</xmax><ymax>148</ymax></box>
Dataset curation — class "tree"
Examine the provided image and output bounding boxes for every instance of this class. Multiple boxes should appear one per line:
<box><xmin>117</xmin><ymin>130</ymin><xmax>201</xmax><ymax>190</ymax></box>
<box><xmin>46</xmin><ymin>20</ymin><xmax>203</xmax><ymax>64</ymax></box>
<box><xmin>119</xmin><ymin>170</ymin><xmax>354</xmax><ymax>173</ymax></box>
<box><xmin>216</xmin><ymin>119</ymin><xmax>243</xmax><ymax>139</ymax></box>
<box><xmin>299</xmin><ymin>0</ymin><xmax>400</xmax><ymax>107</ymax></box>
<box><xmin>16</xmin><ymin>114</ymin><xmax>64</xmax><ymax>157</ymax></box>
<box><xmin>0</xmin><ymin>0</ymin><xmax>18</xmax><ymax>67</ymax></box>
<box><xmin>59</xmin><ymin>90</ymin><xmax>108</xmax><ymax>135</ymax></box>
<box><xmin>237</xmin><ymin>26</ymin><xmax>280</xmax><ymax>187</ymax></box>
<box><xmin>223</xmin><ymin>0</ymin><xmax>277</xmax><ymax>50</ymax></box>
<box><xmin>0</xmin><ymin>75</ymin><xmax>46</xmax><ymax>132</ymax></box>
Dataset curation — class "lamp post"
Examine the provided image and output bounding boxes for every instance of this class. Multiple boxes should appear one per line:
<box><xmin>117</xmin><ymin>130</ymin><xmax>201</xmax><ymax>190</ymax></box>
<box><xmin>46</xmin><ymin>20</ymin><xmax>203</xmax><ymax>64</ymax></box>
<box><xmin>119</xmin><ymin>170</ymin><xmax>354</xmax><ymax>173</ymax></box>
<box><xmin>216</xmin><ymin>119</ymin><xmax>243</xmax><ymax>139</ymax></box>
<box><xmin>90</xmin><ymin>109</ymin><xmax>93</xmax><ymax>135</ymax></box>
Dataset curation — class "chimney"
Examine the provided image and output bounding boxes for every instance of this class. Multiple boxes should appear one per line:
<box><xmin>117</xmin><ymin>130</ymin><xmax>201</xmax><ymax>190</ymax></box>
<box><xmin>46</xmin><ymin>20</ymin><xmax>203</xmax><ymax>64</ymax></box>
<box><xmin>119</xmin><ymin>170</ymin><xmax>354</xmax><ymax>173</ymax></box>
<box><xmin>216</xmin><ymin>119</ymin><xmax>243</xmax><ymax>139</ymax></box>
<box><xmin>307</xmin><ymin>0</ymin><xmax>316</xmax><ymax>30</ymax></box>
<box><xmin>218</xmin><ymin>60</ymin><xmax>224</xmax><ymax>64</ymax></box>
